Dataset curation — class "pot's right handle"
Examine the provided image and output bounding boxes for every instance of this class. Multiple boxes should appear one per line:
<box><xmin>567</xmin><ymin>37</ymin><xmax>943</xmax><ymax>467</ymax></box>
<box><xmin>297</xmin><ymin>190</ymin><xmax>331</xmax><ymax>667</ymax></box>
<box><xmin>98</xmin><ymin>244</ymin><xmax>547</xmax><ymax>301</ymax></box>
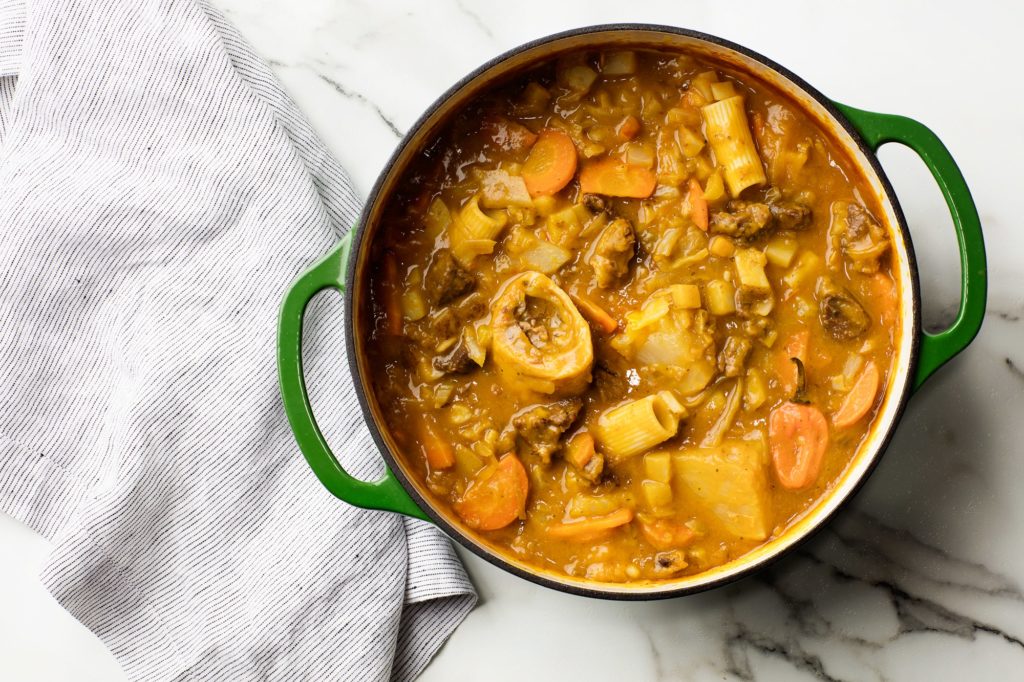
<box><xmin>834</xmin><ymin>103</ymin><xmax>987</xmax><ymax>390</ymax></box>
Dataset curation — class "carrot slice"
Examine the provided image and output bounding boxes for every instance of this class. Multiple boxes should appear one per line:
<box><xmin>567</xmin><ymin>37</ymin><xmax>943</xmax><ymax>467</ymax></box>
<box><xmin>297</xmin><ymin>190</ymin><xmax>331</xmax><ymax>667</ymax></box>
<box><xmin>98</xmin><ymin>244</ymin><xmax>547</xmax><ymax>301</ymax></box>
<box><xmin>688</xmin><ymin>178</ymin><xmax>708</xmax><ymax>231</ymax></box>
<box><xmin>869</xmin><ymin>273</ymin><xmax>898</xmax><ymax>327</ymax></box>
<box><xmin>833</xmin><ymin>362</ymin><xmax>880</xmax><ymax>429</ymax></box>
<box><xmin>454</xmin><ymin>454</ymin><xmax>528</xmax><ymax>531</ymax></box>
<box><xmin>637</xmin><ymin>516</ymin><xmax>695</xmax><ymax>550</ymax></box>
<box><xmin>616</xmin><ymin>115</ymin><xmax>641</xmax><ymax>141</ymax></box>
<box><xmin>563</xmin><ymin>432</ymin><xmax>596</xmax><ymax>470</ymax></box>
<box><xmin>769</xmin><ymin>402</ymin><xmax>829</xmax><ymax>490</ymax></box>
<box><xmin>570</xmin><ymin>293</ymin><xmax>618</xmax><ymax>333</ymax></box>
<box><xmin>419</xmin><ymin>419</ymin><xmax>454</xmax><ymax>470</ymax></box>
<box><xmin>522</xmin><ymin>130</ymin><xmax>578</xmax><ymax>197</ymax></box>
<box><xmin>383</xmin><ymin>252</ymin><xmax>403</xmax><ymax>336</ymax></box>
<box><xmin>578</xmin><ymin>158</ymin><xmax>656</xmax><ymax>198</ymax></box>
<box><xmin>547</xmin><ymin>507</ymin><xmax>634</xmax><ymax>540</ymax></box>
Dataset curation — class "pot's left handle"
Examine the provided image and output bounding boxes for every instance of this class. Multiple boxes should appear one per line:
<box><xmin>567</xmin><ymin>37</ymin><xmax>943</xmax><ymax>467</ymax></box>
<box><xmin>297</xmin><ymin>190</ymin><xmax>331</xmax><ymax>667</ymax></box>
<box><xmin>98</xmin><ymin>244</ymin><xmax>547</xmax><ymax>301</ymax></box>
<box><xmin>278</xmin><ymin>231</ymin><xmax>428</xmax><ymax>520</ymax></box>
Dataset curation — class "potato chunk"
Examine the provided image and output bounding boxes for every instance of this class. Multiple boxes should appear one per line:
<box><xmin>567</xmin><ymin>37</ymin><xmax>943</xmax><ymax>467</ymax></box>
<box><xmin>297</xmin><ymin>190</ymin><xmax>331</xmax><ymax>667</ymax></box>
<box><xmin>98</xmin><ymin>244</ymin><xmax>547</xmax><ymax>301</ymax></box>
<box><xmin>671</xmin><ymin>439</ymin><xmax>771</xmax><ymax>540</ymax></box>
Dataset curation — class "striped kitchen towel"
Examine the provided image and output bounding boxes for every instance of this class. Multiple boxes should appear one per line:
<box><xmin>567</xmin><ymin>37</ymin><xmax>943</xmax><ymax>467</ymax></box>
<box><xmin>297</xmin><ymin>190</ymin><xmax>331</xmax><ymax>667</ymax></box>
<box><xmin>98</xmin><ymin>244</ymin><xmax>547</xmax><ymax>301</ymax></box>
<box><xmin>0</xmin><ymin>0</ymin><xmax>476</xmax><ymax>679</ymax></box>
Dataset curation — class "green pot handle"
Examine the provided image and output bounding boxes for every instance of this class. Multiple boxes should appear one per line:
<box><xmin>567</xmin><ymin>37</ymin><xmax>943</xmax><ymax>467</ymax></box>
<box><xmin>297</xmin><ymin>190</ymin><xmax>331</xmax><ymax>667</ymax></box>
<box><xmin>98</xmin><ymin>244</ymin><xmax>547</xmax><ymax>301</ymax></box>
<box><xmin>278</xmin><ymin>231</ymin><xmax>428</xmax><ymax>520</ymax></box>
<box><xmin>835</xmin><ymin>103</ymin><xmax>987</xmax><ymax>390</ymax></box>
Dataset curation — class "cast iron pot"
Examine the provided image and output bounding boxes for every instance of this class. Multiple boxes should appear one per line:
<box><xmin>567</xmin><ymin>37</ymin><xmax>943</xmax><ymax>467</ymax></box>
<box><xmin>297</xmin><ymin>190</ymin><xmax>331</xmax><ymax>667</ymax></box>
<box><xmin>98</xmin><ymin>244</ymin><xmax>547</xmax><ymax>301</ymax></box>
<box><xmin>277</xmin><ymin>25</ymin><xmax>987</xmax><ymax>599</ymax></box>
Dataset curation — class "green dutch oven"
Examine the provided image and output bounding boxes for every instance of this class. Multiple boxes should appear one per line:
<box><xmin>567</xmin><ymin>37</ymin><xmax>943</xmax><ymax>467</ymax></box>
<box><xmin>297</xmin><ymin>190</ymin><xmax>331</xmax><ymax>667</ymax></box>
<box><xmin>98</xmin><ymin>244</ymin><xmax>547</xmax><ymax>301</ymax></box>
<box><xmin>277</xmin><ymin>25</ymin><xmax>986</xmax><ymax>599</ymax></box>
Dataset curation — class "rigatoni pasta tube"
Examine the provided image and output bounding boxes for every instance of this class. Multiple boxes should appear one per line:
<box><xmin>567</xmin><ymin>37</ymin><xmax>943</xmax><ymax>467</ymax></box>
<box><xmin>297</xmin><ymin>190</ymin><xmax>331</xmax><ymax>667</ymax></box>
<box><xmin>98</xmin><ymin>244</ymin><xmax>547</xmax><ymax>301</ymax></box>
<box><xmin>594</xmin><ymin>391</ymin><xmax>687</xmax><ymax>463</ymax></box>
<box><xmin>449</xmin><ymin>194</ymin><xmax>507</xmax><ymax>264</ymax></box>
<box><xmin>701</xmin><ymin>96</ymin><xmax>766</xmax><ymax>197</ymax></box>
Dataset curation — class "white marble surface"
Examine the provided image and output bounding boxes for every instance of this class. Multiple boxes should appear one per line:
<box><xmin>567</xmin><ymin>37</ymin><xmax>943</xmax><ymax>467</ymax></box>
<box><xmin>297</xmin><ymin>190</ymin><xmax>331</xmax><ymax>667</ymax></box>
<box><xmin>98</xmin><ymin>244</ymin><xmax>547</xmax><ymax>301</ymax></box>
<box><xmin>3</xmin><ymin>0</ymin><xmax>1024</xmax><ymax>680</ymax></box>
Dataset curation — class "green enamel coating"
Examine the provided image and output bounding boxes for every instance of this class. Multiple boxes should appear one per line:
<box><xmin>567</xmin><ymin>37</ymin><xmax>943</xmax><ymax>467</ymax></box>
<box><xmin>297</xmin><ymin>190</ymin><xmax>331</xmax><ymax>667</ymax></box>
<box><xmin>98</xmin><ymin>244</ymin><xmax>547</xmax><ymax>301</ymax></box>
<box><xmin>277</xmin><ymin>231</ymin><xmax>428</xmax><ymax>520</ymax></box>
<box><xmin>835</xmin><ymin>103</ymin><xmax>987</xmax><ymax>390</ymax></box>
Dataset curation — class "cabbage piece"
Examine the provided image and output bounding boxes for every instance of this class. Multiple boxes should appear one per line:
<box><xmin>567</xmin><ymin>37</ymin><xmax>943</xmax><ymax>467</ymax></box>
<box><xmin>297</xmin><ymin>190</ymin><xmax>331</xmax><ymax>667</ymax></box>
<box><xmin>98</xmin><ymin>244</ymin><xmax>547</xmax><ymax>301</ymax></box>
<box><xmin>611</xmin><ymin>286</ymin><xmax>716</xmax><ymax>395</ymax></box>
<box><xmin>505</xmin><ymin>226</ymin><xmax>572</xmax><ymax>274</ymax></box>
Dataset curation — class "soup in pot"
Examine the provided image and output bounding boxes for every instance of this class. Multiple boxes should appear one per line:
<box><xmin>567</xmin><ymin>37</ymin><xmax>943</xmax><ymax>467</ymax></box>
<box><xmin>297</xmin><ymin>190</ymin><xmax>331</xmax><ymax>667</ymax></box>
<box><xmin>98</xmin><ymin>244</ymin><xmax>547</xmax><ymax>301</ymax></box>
<box><xmin>360</xmin><ymin>48</ymin><xmax>899</xmax><ymax>583</ymax></box>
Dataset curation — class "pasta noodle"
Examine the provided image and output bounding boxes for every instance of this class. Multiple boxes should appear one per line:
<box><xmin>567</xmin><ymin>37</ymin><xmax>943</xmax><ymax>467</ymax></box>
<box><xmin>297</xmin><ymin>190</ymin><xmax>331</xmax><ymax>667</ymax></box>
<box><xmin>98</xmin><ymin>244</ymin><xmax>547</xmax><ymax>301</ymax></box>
<box><xmin>594</xmin><ymin>391</ymin><xmax>687</xmax><ymax>463</ymax></box>
<box><xmin>449</xmin><ymin>195</ymin><xmax>507</xmax><ymax>264</ymax></box>
<box><xmin>702</xmin><ymin>96</ymin><xmax>767</xmax><ymax>197</ymax></box>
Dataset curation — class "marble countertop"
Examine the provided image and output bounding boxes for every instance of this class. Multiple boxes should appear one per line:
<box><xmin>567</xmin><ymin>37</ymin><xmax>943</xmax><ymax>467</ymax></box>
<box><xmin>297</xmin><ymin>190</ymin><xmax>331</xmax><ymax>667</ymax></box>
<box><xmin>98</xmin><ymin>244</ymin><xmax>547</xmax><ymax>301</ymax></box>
<box><xmin>3</xmin><ymin>1</ymin><xmax>1023</xmax><ymax>680</ymax></box>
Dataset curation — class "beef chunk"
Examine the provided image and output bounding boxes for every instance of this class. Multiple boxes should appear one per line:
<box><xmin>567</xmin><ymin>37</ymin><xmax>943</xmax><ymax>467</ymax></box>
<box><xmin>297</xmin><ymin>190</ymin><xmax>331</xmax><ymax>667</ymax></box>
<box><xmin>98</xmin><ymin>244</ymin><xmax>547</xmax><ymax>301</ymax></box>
<box><xmin>718</xmin><ymin>336</ymin><xmax>753</xmax><ymax>378</ymax></box>
<box><xmin>588</xmin><ymin>218</ymin><xmax>635</xmax><ymax>288</ymax></box>
<box><xmin>817</xmin><ymin>277</ymin><xmax>871</xmax><ymax>340</ymax></box>
<box><xmin>512</xmin><ymin>295</ymin><xmax>561</xmax><ymax>350</ymax></box>
<box><xmin>429</xmin><ymin>293</ymin><xmax>486</xmax><ymax>340</ymax></box>
<box><xmin>512</xmin><ymin>399</ymin><xmax>583</xmax><ymax>463</ymax></box>
<box><xmin>711</xmin><ymin>194</ymin><xmax>812</xmax><ymax>240</ymax></box>
<box><xmin>709</xmin><ymin>201</ymin><xmax>773</xmax><ymax>240</ymax></box>
<box><xmin>832</xmin><ymin>203</ymin><xmax>890</xmax><ymax>274</ymax></box>
<box><xmin>433</xmin><ymin>343</ymin><xmax>475</xmax><ymax>375</ymax></box>
<box><xmin>652</xmin><ymin>550</ymin><xmax>688</xmax><ymax>577</ymax></box>
<box><xmin>770</xmin><ymin>200</ymin><xmax>812</xmax><ymax>230</ymax></box>
<box><xmin>819</xmin><ymin>290</ymin><xmax>870</xmax><ymax>340</ymax></box>
<box><xmin>735</xmin><ymin>286</ymin><xmax>773</xmax><ymax>318</ymax></box>
<box><xmin>424</xmin><ymin>249</ymin><xmax>475</xmax><ymax>306</ymax></box>
<box><xmin>582</xmin><ymin>193</ymin><xmax>608</xmax><ymax>213</ymax></box>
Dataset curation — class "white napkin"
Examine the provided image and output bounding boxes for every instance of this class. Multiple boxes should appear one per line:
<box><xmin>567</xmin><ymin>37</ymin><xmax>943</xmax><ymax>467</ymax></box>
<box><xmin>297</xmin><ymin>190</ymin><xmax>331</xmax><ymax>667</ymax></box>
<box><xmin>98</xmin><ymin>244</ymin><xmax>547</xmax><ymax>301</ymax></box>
<box><xmin>0</xmin><ymin>0</ymin><xmax>476</xmax><ymax>679</ymax></box>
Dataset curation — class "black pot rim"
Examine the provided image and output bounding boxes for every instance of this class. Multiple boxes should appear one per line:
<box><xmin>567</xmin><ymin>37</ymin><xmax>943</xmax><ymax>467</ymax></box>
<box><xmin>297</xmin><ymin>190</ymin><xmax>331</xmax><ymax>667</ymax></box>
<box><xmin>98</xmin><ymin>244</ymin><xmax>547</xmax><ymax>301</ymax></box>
<box><xmin>343</xmin><ymin>23</ymin><xmax>922</xmax><ymax>600</ymax></box>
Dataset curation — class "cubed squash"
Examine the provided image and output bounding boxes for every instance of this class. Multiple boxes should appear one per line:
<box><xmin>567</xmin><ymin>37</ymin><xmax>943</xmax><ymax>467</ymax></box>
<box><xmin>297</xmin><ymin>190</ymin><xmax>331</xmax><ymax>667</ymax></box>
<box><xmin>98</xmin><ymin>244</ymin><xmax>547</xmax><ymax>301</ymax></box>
<box><xmin>783</xmin><ymin>251</ymin><xmax>823</xmax><ymax>289</ymax></box>
<box><xmin>705</xmin><ymin>279</ymin><xmax>736</xmax><ymax>316</ymax></box>
<box><xmin>734</xmin><ymin>248</ymin><xmax>771</xmax><ymax>291</ymax></box>
<box><xmin>479</xmin><ymin>170</ymin><xmax>533</xmax><ymax>209</ymax></box>
<box><xmin>666</xmin><ymin>284</ymin><xmax>701</xmax><ymax>309</ymax></box>
<box><xmin>764</xmin><ymin>236</ymin><xmax>799</xmax><ymax>268</ymax></box>
<box><xmin>703</xmin><ymin>171</ymin><xmax>726</xmax><ymax>202</ymax></box>
<box><xmin>642</xmin><ymin>480</ymin><xmax>673</xmax><ymax>509</ymax></box>
<box><xmin>643</xmin><ymin>452</ymin><xmax>673</xmax><ymax>484</ymax></box>
<box><xmin>672</xmin><ymin>439</ymin><xmax>771</xmax><ymax>539</ymax></box>
<box><xmin>710</xmin><ymin>80</ymin><xmax>738</xmax><ymax>101</ymax></box>
<box><xmin>709</xmin><ymin>235</ymin><xmax>735</xmax><ymax>258</ymax></box>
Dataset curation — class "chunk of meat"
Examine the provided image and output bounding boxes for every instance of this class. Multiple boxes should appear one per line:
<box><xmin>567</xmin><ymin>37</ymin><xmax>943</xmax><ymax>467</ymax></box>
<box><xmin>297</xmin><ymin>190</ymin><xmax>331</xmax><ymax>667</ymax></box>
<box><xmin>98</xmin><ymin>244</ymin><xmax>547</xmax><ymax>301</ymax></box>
<box><xmin>512</xmin><ymin>295</ymin><xmax>561</xmax><ymax>349</ymax></box>
<box><xmin>817</xmin><ymin>277</ymin><xmax>870</xmax><ymax>340</ymax></box>
<box><xmin>828</xmin><ymin>202</ymin><xmax>890</xmax><ymax>274</ymax></box>
<box><xmin>711</xmin><ymin>195</ymin><xmax>812</xmax><ymax>240</ymax></box>
<box><xmin>652</xmin><ymin>550</ymin><xmax>689</xmax><ymax>577</ymax></box>
<box><xmin>582</xmin><ymin>193</ymin><xmax>609</xmax><ymax>213</ymax></box>
<box><xmin>770</xmin><ymin>200</ymin><xmax>812</xmax><ymax>230</ymax></box>
<box><xmin>588</xmin><ymin>218</ymin><xmax>635</xmax><ymax>288</ymax></box>
<box><xmin>593</xmin><ymin>361</ymin><xmax>629</xmax><ymax>402</ymax></box>
<box><xmin>433</xmin><ymin>343</ymin><xmax>475</xmax><ymax>374</ymax></box>
<box><xmin>709</xmin><ymin>200</ymin><xmax>773</xmax><ymax>240</ymax></box>
<box><xmin>819</xmin><ymin>292</ymin><xmax>870</xmax><ymax>340</ymax></box>
<box><xmin>735</xmin><ymin>286</ymin><xmax>773</xmax><ymax>318</ymax></box>
<box><xmin>512</xmin><ymin>399</ymin><xmax>583</xmax><ymax>462</ymax></box>
<box><xmin>409</xmin><ymin>292</ymin><xmax>487</xmax><ymax>350</ymax></box>
<box><xmin>424</xmin><ymin>249</ymin><xmax>475</xmax><ymax>306</ymax></box>
<box><xmin>718</xmin><ymin>335</ymin><xmax>752</xmax><ymax>377</ymax></box>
